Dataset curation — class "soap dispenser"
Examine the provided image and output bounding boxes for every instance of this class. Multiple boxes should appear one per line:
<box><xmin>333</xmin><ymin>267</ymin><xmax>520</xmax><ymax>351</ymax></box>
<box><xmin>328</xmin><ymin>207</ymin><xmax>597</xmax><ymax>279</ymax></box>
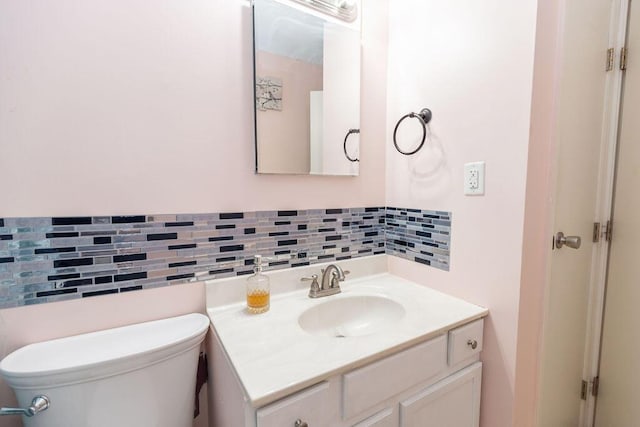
<box><xmin>246</xmin><ymin>255</ymin><xmax>270</xmax><ymax>314</ymax></box>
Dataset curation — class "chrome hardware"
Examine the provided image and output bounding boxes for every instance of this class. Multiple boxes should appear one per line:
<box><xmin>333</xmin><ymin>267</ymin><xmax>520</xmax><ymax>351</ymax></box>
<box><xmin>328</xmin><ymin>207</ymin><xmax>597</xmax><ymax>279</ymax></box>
<box><xmin>592</xmin><ymin>221</ymin><xmax>613</xmax><ymax>243</ymax></box>
<box><xmin>606</xmin><ymin>48</ymin><xmax>615</xmax><ymax>71</ymax></box>
<box><xmin>604</xmin><ymin>220</ymin><xmax>613</xmax><ymax>242</ymax></box>
<box><xmin>620</xmin><ymin>47</ymin><xmax>628</xmax><ymax>71</ymax></box>
<box><xmin>321</xmin><ymin>264</ymin><xmax>345</xmax><ymax>291</ymax></box>
<box><xmin>592</xmin><ymin>376</ymin><xmax>600</xmax><ymax>397</ymax></box>
<box><xmin>393</xmin><ymin>108</ymin><xmax>432</xmax><ymax>156</ymax></box>
<box><xmin>1</xmin><ymin>395</ymin><xmax>50</xmax><ymax>417</ymax></box>
<box><xmin>343</xmin><ymin>129</ymin><xmax>360</xmax><ymax>162</ymax></box>
<box><xmin>467</xmin><ymin>339</ymin><xmax>478</xmax><ymax>350</ymax></box>
<box><xmin>555</xmin><ymin>232</ymin><xmax>581</xmax><ymax>249</ymax></box>
<box><xmin>593</xmin><ymin>222</ymin><xmax>601</xmax><ymax>243</ymax></box>
<box><xmin>306</xmin><ymin>264</ymin><xmax>349</xmax><ymax>298</ymax></box>
<box><xmin>294</xmin><ymin>419</ymin><xmax>308</xmax><ymax>427</ymax></box>
<box><xmin>301</xmin><ymin>274</ymin><xmax>321</xmax><ymax>297</ymax></box>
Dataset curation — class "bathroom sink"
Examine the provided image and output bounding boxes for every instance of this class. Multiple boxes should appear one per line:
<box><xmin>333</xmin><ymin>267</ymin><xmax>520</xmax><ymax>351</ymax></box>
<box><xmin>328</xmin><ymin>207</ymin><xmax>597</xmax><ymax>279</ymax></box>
<box><xmin>207</xmin><ymin>262</ymin><xmax>489</xmax><ymax>404</ymax></box>
<box><xmin>298</xmin><ymin>295</ymin><xmax>406</xmax><ymax>337</ymax></box>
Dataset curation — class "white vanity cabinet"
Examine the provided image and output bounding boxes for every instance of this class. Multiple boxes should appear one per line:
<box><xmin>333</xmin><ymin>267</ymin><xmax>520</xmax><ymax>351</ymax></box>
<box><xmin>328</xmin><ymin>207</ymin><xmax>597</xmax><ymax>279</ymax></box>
<box><xmin>399</xmin><ymin>362</ymin><xmax>482</xmax><ymax>427</ymax></box>
<box><xmin>209</xmin><ymin>318</ymin><xmax>485</xmax><ymax>427</ymax></box>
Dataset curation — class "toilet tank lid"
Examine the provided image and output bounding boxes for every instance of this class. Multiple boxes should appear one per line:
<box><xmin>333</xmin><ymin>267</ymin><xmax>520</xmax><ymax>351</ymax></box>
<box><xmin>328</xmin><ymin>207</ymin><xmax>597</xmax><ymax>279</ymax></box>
<box><xmin>0</xmin><ymin>313</ymin><xmax>210</xmax><ymax>379</ymax></box>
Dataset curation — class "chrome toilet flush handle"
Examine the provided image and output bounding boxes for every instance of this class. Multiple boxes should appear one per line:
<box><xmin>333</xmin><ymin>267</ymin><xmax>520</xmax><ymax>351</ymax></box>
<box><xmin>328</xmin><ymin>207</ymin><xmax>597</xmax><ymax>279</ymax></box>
<box><xmin>0</xmin><ymin>395</ymin><xmax>50</xmax><ymax>417</ymax></box>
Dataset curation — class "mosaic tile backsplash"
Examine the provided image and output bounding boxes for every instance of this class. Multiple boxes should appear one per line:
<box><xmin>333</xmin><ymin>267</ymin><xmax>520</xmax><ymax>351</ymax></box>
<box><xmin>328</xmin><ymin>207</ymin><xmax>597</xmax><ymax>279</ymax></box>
<box><xmin>0</xmin><ymin>207</ymin><xmax>451</xmax><ymax>309</ymax></box>
<box><xmin>385</xmin><ymin>207</ymin><xmax>451</xmax><ymax>271</ymax></box>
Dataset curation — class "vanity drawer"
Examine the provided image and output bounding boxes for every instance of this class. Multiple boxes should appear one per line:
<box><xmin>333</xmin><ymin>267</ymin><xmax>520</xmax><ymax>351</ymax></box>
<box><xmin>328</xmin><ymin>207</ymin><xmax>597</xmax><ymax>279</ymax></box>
<box><xmin>342</xmin><ymin>335</ymin><xmax>447</xmax><ymax>420</ymax></box>
<box><xmin>448</xmin><ymin>319</ymin><xmax>484</xmax><ymax>366</ymax></box>
<box><xmin>256</xmin><ymin>381</ymin><xmax>334</xmax><ymax>427</ymax></box>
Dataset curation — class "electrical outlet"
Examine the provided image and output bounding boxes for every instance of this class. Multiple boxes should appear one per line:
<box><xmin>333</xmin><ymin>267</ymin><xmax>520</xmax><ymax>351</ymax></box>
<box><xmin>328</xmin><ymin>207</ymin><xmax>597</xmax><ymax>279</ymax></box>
<box><xmin>464</xmin><ymin>161</ymin><xmax>485</xmax><ymax>195</ymax></box>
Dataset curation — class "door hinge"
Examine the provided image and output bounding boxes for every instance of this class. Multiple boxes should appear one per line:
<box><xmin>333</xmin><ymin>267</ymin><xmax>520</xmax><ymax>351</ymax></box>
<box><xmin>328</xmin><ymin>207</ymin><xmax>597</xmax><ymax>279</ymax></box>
<box><xmin>604</xmin><ymin>220</ymin><xmax>613</xmax><ymax>242</ymax></box>
<box><xmin>592</xmin><ymin>376</ymin><xmax>600</xmax><ymax>397</ymax></box>
<box><xmin>581</xmin><ymin>377</ymin><xmax>600</xmax><ymax>400</ymax></box>
<box><xmin>594</xmin><ymin>221</ymin><xmax>612</xmax><ymax>243</ymax></box>
<box><xmin>606</xmin><ymin>48</ymin><xmax>615</xmax><ymax>71</ymax></box>
<box><xmin>620</xmin><ymin>47</ymin><xmax>628</xmax><ymax>71</ymax></box>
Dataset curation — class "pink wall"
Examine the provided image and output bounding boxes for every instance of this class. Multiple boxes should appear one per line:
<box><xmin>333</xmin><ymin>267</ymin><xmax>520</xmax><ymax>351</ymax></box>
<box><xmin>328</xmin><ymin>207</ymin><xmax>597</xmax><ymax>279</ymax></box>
<box><xmin>0</xmin><ymin>0</ymin><xmax>386</xmax><ymax>218</ymax></box>
<box><xmin>385</xmin><ymin>1</ymin><xmax>538</xmax><ymax>426</ymax></box>
<box><xmin>255</xmin><ymin>51</ymin><xmax>323</xmax><ymax>174</ymax></box>
<box><xmin>0</xmin><ymin>1</ymin><xmax>388</xmax><ymax>426</ymax></box>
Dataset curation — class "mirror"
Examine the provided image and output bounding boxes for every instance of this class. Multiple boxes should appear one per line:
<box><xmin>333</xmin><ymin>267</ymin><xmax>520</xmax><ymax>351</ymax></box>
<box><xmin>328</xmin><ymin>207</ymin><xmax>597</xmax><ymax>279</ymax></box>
<box><xmin>252</xmin><ymin>0</ymin><xmax>361</xmax><ymax>176</ymax></box>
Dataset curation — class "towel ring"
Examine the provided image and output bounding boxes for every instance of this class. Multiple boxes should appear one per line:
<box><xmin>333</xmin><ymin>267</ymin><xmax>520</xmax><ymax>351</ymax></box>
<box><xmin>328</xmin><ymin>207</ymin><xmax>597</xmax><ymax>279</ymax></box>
<box><xmin>343</xmin><ymin>129</ymin><xmax>360</xmax><ymax>162</ymax></box>
<box><xmin>393</xmin><ymin>108</ymin><xmax>432</xmax><ymax>155</ymax></box>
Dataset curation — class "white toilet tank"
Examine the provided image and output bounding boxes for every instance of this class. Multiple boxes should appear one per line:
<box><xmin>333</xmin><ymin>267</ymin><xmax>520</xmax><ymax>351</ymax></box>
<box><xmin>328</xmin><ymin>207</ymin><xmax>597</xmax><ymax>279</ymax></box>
<box><xmin>0</xmin><ymin>313</ymin><xmax>210</xmax><ymax>427</ymax></box>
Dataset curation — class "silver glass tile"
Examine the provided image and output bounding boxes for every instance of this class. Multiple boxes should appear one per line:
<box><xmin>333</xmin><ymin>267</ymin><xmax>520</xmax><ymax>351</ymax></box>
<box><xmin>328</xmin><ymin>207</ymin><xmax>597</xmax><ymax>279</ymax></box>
<box><xmin>94</xmin><ymin>256</ymin><xmax>112</xmax><ymax>265</ymax></box>
<box><xmin>0</xmin><ymin>206</ymin><xmax>452</xmax><ymax>308</ymax></box>
<box><xmin>92</xmin><ymin>217</ymin><xmax>112</xmax><ymax>224</ymax></box>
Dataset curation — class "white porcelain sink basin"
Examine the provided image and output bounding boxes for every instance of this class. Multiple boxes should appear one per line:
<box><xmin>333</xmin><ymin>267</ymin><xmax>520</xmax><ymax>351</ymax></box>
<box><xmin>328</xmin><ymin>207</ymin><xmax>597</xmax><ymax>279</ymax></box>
<box><xmin>298</xmin><ymin>295</ymin><xmax>406</xmax><ymax>337</ymax></box>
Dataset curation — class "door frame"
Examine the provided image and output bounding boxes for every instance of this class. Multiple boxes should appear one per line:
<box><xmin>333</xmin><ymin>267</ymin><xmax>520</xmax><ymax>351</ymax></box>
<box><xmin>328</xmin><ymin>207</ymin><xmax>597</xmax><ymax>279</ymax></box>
<box><xmin>579</xmin><ymin>0</ymin><xmax>629</xmax><ymax>425</ymax></box>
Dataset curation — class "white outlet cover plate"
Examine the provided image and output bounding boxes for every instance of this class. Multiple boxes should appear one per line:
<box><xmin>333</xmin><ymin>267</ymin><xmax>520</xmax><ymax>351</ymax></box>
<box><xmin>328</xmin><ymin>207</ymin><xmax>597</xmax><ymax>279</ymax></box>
<box><xmin>464</xmin><ymin>161</ymin><xmax>485</xmax><ymax>195</ymax></box>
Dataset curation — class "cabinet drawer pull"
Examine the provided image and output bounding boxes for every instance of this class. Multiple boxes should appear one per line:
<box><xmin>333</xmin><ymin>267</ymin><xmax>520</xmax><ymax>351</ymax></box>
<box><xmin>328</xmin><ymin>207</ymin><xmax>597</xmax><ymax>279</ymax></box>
<box><xmin>467</xmin><ymin>339</ymin><xmax>478</xmax><ymax>350</ymax></box>
<box><xmin>294</xmin><ymin>419</ymin><xmax>308</xmax><ymax>427</ymax></box>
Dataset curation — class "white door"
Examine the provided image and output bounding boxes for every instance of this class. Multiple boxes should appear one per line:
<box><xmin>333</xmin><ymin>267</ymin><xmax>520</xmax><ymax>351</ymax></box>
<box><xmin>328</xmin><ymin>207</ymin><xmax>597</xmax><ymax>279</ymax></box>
<box><xmin>594</xmin><ymin>1</ymin><xmax>640</xmax><ymax>424</ymax></box>
<box><xmin>537</xmin><ymin>0</ymin><xmax>615</xmax><ymax>425</ymax></box>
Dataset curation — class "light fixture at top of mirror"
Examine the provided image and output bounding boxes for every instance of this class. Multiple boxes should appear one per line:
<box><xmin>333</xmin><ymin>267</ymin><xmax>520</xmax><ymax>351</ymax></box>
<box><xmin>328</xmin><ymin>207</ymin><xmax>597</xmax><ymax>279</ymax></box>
<box><xmin>290</xmin><ymin>0</ymin><xmax>357</xmax><ymax>22</ymax></box>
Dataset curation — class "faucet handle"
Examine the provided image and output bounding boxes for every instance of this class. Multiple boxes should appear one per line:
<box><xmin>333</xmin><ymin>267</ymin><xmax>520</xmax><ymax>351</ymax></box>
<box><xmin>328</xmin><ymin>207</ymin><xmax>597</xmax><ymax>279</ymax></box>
<box><xmin>302</xmin><ymin>275</ymin><xmax>321</xmax><ymax>297</ymax></box>
<box><xmin>301</xmin><ymin>275</ymin><xmax>320</xmax><ymax>288</ymax></box>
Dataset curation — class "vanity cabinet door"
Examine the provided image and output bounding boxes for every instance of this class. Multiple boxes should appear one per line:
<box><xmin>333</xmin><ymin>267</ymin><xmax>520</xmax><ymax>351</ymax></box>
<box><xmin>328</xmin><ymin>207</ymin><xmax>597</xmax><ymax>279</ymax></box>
<box><xmin>399</xmin><ymin>362</ymin><xmax>482</xmax><ymax>427</ymax></box>
<box><xmin>256</xmin><ymin>381</ymin><xmax>336</xmax><ymax>427</ymax></box>
<box><xmin>352</xmin><ymin>407</ymin><xmax>398</xmax><ymax>427</ymax></box>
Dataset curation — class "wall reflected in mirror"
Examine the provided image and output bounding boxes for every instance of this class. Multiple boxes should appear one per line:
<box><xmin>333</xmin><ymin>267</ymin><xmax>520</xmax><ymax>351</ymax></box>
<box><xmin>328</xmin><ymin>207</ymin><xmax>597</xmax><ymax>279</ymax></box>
<box><xmin>253</xmin><ymin>0</ymin><xmax>361</xmax><ymax>176</ymax></box>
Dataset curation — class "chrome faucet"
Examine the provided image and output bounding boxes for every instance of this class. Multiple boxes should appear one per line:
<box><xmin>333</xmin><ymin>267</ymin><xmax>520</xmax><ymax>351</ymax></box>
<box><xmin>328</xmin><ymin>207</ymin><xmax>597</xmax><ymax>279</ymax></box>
<box><xmin>301</xmin><ymin>264</ymin><xmax>349</xmax><ymax>298</ymax></box>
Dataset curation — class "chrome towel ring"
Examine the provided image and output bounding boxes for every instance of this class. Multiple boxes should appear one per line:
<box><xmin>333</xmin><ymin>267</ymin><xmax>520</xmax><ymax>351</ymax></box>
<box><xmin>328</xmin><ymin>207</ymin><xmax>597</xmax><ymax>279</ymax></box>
<box><xmin>393</xmin><ymin>108</ymin><xmax>432</xmax><ymax>155</ymax></box>
<box><xmin>343</xmin><ymin>128</ymin><xmax>360</xmax><ymax>162</ymax></box>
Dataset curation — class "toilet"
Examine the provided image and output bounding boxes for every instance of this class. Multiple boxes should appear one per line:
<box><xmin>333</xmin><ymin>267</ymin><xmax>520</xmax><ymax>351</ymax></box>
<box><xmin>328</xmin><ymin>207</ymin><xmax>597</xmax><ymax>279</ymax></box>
<box><xmin>0</xmin><ymin>313</ymin><xmax>210</xmax><ymax>427</ymax></box>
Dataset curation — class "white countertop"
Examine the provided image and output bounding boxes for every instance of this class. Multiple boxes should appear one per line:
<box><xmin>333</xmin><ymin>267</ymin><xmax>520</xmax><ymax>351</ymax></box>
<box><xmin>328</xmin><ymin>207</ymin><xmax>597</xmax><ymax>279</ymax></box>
<box><xmin>206</xmin><ymin>258</ymin><xmax>488</xmax><ymax>407</ymax></box>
